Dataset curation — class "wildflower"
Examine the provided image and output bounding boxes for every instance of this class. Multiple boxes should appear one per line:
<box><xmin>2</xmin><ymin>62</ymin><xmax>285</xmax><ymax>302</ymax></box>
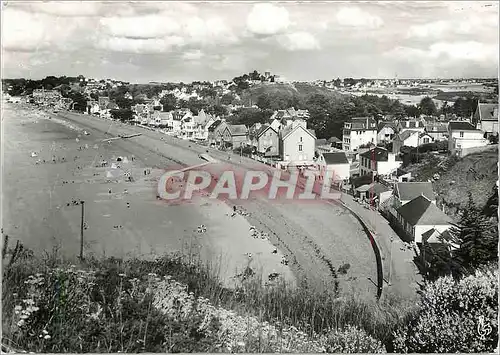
<box><xmin>42</xmin><ymin>329</ymin><xmax>48</xmax><ymax>335</ymax></box>
<box><xmin>118</xmin><ymin>273</ymin><xmax>126</xmax><ymax>277</ymax></box>
<box><xmin>44</xmin><ymin>334</ymin><xmax>51</xmax><ymax>340</ymax></box>
<box><xmin>17</xmin><ymin>320</ymin><xmax>25</xmax><ymax>327</ymax></box>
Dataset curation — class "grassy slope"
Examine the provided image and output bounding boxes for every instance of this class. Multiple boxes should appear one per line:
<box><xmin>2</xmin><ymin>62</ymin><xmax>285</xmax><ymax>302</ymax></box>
<box><xmin>245</xmin><ymin>83</ymin><xmax>347</xmax><ymax>102</ymax></box>
<box><xmin>404</xmin><ymin>146</ymin><xmax>498</xmax><ymax>216</ymax></box>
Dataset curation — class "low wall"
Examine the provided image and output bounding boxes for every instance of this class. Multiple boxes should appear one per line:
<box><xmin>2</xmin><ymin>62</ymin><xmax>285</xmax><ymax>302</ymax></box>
<box><xmin>459</xmin><ymin>144</ymin><xmax>496</xmax><ymax>157</ymax></box>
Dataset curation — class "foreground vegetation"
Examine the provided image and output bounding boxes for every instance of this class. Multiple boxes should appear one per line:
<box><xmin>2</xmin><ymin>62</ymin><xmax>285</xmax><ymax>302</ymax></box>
<box><xmin>2</xmin><ymin>238</ymin><xmax>498</xmax><ymax>353</ymax></box>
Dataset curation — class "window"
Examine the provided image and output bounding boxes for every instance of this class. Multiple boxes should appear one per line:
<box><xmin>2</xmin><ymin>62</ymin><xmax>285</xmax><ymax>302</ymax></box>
<box><xmin>300</xmin><ymin>136</ymin><xmax>303</xmax><ymax>142</ymax></box>
<box><xmin>298</xmin><ymin>145</ymin><xmax>303</xmax><ymax>151</ymax></box>
<box><xmin>423</xmin><ymin>138</ymin><xmax>430</xmax><ymax>144</ymax></box>
<box><xmin>459</xmin><ymin>131</ymin><xmax>464</xmax><ymax>138</ymax></box>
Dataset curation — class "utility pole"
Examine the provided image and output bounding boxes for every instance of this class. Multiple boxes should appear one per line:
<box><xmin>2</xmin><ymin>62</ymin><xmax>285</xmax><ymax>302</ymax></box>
<box><xmin>80</xmin><ymin>201</ymin><xmax>85</xmax><ymax>260</ymax></box>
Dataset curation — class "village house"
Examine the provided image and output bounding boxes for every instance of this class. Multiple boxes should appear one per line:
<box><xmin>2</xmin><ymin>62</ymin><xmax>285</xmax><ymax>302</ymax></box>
<box><xmin>32</xmin><ymin>89</ymin><xmax>62</xmax><ymax>106</ymax></box>
<box><xmin>392</xmin><ymin>130</ymin><xmax>434</xmax><ymax>153</ymax></box>
<box><xmin>328</xmin><ymin>136</ymin><xmax>342</xmax><ymax>149</ymax></box>
<box><xmin>207</xmin><ymin>120</ymin><xmax>224</xmax><ymax>147</ymax></box>
<box><xmin>359</xmin><ymin>147</ymin><xmax>402</xmax><ymax>177</ymax></box>
<box><xmin>396</xmin><ymin>118</ymin><xmax>426</xmax><ymax>134</ymax></box>
<box><xmin>473</xmin><ymin>102</ymin><xmax>498</xmax><ymax>138</ymax></box>
<box><xmin>86</xmin><ymin>100</ymin><xmax>100</xmax><ymax>115</ymax></box>
<box><xmin>424</xmin><ymin>122</ymin><xmax>449</xmax><ymax>141</ymax></box>
<box><xmin>100</xmin><ymin>101</ymin><xmax>118</xmax><ymax>120</ymax></box>
<box><xmin>354</xmin><ymin>182</ymin><xmax>392</xmax><ymax>207</ymax></box>
<box><xmin>179</xmin><ymin>115</ymin><xmax>196</xmax><ymax>140</ymax></box>
<box><xmin>448</xmin><ymin>121</ymin><xmax>489</xmax><ymax>155</ymax></box>
<box><xmin>342</xmin><ymin>117</ymin><xmax>378</xmax><ymax>151</ymax></box>
<box><xmin>221</xmin><ymin>124</ymin><xmax>249</xmax><ymax>149</ymax></box>
<box><xmin>279</xmin><ymin>120</ymin><xmax>316</xmax><ymax>164</ymax></box>
<box><xmin>250</xmin><ymin>123</ymin><xmax>280</xmax><ymax>157</ymax></box>
<box><xmin>98</xmin><ymin>96</ymin><xmax>110</xmax><ymax>111</ymax></box>
<box><xmin>395</xmin><ymin>195</ymin><xmax>453</xmax><ymax>244</ymax></box>
<box><xmin>389</xmin><ymin>168</ymin><xmax>412</xmax><ymax>183</ymax></box>
<box><xmin>316</xmin><ymin>151</ymin><xmax>350</xmax><ymax>181</ymax></box>
<box><xmin>377</xmin><ymin>122</ymin><xmax>397</xmax><ymax>143</ymax></box>
<box><xmin>393</xmin><ymin>181</ymin><xmax>435</xmax><ymax>209</ymax></box>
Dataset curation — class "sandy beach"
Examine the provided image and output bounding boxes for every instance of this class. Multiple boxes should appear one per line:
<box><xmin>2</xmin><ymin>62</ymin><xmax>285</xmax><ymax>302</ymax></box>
<box><xmin>2</xmin><ymin>103</ymin><xmax>294</xmax><ymax>288</ymax></box>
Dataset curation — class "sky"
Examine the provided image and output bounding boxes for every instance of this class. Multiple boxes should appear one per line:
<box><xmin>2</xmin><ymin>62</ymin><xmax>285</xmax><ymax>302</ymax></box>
<box><xmin>2</xmin><ymin>1</ymin><xmax>499</xmax><ymax>83</ymax></box>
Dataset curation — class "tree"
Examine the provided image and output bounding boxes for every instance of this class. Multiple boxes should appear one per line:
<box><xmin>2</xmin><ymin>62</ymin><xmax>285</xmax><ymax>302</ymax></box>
<box><xmin>67</xmin><ymin>91</ymin><xmax>87</xmax><ymax>112</ymax></box>
<box><xmin>418</xmin><ymin>96</ymin><xmax>437</xmax><ymax>116</ymax></box>
<box><xmin>404</xmin><ymin>104</ymin><xmax>421</xmax><ymax>118</ymax></box>
<box><xmin>220</xmin><ymin>93</ymin><xmax>235</xmax><ymax>106</ymax></box>
<box><xmin>110</xmin><ymin>109</ymin><xmax>133</xmax><ymax>122</ymax></box>
<box><xmin>256</xmin><ymin>94</ymin><xmax>271</xmax><ymax>110</ymax></box>
<box><xmin>206</xmin><ymin>105</ymin><xmax>227</xmax><ymax>117</ymax></box>
<box><xmin>160</xmin><ymin>94</ymin><xmax>177</xmax><ymax>112</ymax></box>
<box><xmin>448</xmin><ymin>193</ymin><xmax>499</xmax><ymax>274</ymax></box>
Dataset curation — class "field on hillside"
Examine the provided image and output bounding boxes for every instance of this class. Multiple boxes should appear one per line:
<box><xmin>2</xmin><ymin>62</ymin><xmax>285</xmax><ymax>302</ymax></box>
<box><xmin>405</xmin><ymin>147</ymin><xmax>498</xmax><ymax>216</ymax></box>
<box><xmin>246</xmin><ymin>83</ymin><xmax>346</xmax><ymax>102</ymax></box>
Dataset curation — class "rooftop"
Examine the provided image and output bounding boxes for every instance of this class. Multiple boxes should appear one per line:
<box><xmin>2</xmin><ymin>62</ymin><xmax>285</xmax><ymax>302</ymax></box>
<box><xmin>397</xmin><ymin>130</ymin><xmax>419</xmax><ymax>141</ymax></box>
<box><xmin>396</xmin><ymin>182</ymin><xmax>435</xmax><ymax>202</ymax></box>
<box><xmin>448</xmin><ymin>121</ymin><xmax>478</xmax><ymax>131</ymax></box>
<box><xmin>323</xmin><ymin>152</ymin><xmax>349</xmax><ymax>165</ymax></box>
<box><xmin>359</xmin><ymin>147</ymin><xmax>390</xmax><ymax>162</ymax></box>
<box><xmin>397</xmin><ymin>195</ymin><xmax>453</xmax><ymax>226</ymax></box>
<box><xmin>476</xmin><ymin>102</ymin><xmax>498</xmax><ymax>121</ymax></box>
<box><xmin>226</xmin><ymin>124</ymin><xmax>248</xmax><ymax>135</ymax></box>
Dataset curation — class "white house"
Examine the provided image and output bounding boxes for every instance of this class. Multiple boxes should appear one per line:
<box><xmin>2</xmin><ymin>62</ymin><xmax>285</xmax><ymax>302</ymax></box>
<box><xmin>359</xmin><ymin>147</ymin><xmax>402</xmax><ymax>177</ymax></box>
<box><xmin>396</xmin><ymin>195</ymin><xmax>453</xmax><ymax>244</ymax></box>
<box><xmin>342</xmin><ymin>117</ymin><xmax>378</xmax><ymax>151</ymax></box>
<box><xmin>448</xmin><ymin>121</ymin><xmax>489</xmax><ymax>154</ymax></box>
<box><xmin>393</xmin><ymin>182</ymin><xmax>435</xmax><ymax>209</ymax></box>
<box><xmin>397</xmin><ymin>118</ymin><xmax>426</xmax><ymax>134</ymax></box>
<box><xmin>316</xmin><ymin>151</ymin><xmax>350</xmax><ymax>181</ymax></box>
<box><xmin>279</xmin><ymin>120</ymin><xmax>316</xmax><ymax>164</ymax></box>
<box><xmin>377</xmin><ymin>122</ymin><xmax>397</xmax><ymax>143</ymax></box>
<box><xmin>425</xmin><ymin>122</ymin><xmax>449</xmax><ymax>141</ymax></box>
<box><xmin>392</xmin><ymin>130</ymin><xmax>434</xmax><ymax>153</ymax></box>
<box><xmin>473</xmin><ymin>102</ymin><xmax>498</xmax><ymax>138</ymax></box>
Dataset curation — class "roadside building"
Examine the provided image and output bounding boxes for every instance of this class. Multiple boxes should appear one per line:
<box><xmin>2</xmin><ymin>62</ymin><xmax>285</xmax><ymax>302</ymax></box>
<box><xmin>377</xmin><ymin>122</ymin><xmax>397</xmax><ymax>143</ymax></box>
<box><xmin>425</xmin><ymin>122</ymin><xmax>449</xmax><ymax>141</ymax></box>
<box><xmin>473</xmin><ymin>102</ymin><xmax>498</xmax><ymax>138</ymax></box>
<box><xmin>359</xmin><ymin>147</ymin><xmax>402</xmax><ymax>177</ymax></box>
<box><xmin>316</xmin><ymin>151</ymin><xmax>350</xmax><ymax>181</ymax></box>
<box><xmin>222</xmin><ymin>124</ymin><xmax>248</xmax><ymax>149</ymax></box>
<box><xmin>251</xmin><ymin>124</ymin><xmax>279</xmax><ymax>157</ymax></box>
<box><xmin>448</xmin><ymin>121</ymin><xmax>489</xmax><ymax>155</ymax></box>
<box><xmin>395</xmin><ymin>195</ymin><xmax>453</xmax><ymax>244</ymax></box>
<box><xmin>342</xmin><ymin>117</ymin><xmax>378</xmax><ymax>151</ymax></box>
<box><xmin>397</xmin><ymin>118</ymin><xmax>426</xmax><ymax>134</ymax></box>
<box><xmin>279</xmin><ymin>120</ymin><xmax>316</xmax><ymax>164</ymax></box>
<box><xmin>393</xmin><ymin>181</ymin><xmax>435</xmax><ymax>209</ymax></box>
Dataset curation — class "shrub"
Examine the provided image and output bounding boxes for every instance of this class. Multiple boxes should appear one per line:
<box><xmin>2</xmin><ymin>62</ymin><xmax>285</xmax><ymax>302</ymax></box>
<box><xmin>324</xmin><ymin>325</ymin><xmax>386</xmax><ymax>353</ymax></box>
<box><xmin>393</xmin><ymin>267</ymin><xmax>498</xmax><ymax>353</ymax></box>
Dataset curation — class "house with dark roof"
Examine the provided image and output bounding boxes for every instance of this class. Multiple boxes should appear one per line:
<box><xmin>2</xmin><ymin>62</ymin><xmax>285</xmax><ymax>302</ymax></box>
<box><xmin>221</xmin><ymin>124</ymin><xmax>248</xmax><ymax>148</ymax></box>
<box><xmin>425</xmin><ymin>122</ymin><xmax>449</xmax><ymax>141</ymax></box>
<box><xmin>448</xmin><ymin>120</ymin><xmax>488</xmax><ymax>154</ymax></box>
<box><xmin>207</xmin><ymin>120</ymin><xmax>226</xmax><ymax>147</ymax></box>
<box><xmin>342</xmin><ymin>117</ymin><xmax>378</xmax><ymax>151</ymax></box>
<box><xmin>377</xmin><ymin>122</ymin><xmax>397</xmax><ymax>143</ymax></box>
<box><xmin>396</xmin><ymin>118</ymin><xmax>426</xmax><ymax>134</ymax></box>
<box><xmin>359</xmin><ymin>147</ymin><xmax>402</xmax><ymax>177</ymax></box>
<box><xmin>316</xmin><ymin>151</ymin><xmax>350</xmax><ymax>181</ymax></box>
<box><xmin>393</xmin><ymin>181</ymin><xmax>435</xmax><ymax>209</ymax></box>
<box><xmin>249</xmin><ymin>124</ymin><xmax>279</xmax><ymax>157</ymax></box>
<box><xmin>279</xmin><ymin>120</ymin><xmax>316</xmax><ymax>164</ymax></box>
<box><xmin>395</xmin><ymin>194</ymin><xmax>453</xmax><ymax>243</ymax></box>
<box><xmin>473</xmin><ymin>102</ymin><xmax>498</xmax><ymax>137</ymax></box>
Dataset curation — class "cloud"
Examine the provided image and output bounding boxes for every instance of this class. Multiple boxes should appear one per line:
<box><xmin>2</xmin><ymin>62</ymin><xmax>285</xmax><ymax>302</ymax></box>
<box><xmin>7</xmin><ymin>1</ymin><xmax>102</xmax><ymax>17</ymax></box>
<box><xmin>96</xmin><ymin>36</ymin><xmax>185</xmax><ymax>54</ymax></box>
<box><xmin>407</xmin><ymin>20</ymin><xmax>451</xmax><ymax>38</ymax></box>
<box><xmin>246</xmin><ymin>3</ymin><xmax>290</xmax><ymax>36</ymax></box>
<box><xmin>281</xmin><ymin>32</ymin><xmax>320</xmax><ymax>51</ymax></box>
<box><xmin>2</xmin><ymin>8</ymin><xmax>87</xmax><ymax>52</ymax></box>
<box><xmin>335</xmin><ymin>6</ymin><xmax>384</xmax><ymax>28</ymax></box>
<box><xmin>183</xmin><ymin>50</ymin><xmax>205</xmax><ymax>61</ymax></box>
<box><xmin>99</xmin><ymin>15</ymin><xmax>181</xmax><ymax>39</ymax></box>
<box><xmin>386</xmin><ymin>41</ymin><xmax>498</xmax><ymax>63</ymax></box>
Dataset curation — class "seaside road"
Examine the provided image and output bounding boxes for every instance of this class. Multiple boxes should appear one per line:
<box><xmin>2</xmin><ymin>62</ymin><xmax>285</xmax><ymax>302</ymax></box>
<box><xmin>56</xmin><ymin>111</ymin><xmax>379</xmax><ymax>298</ymax></box>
